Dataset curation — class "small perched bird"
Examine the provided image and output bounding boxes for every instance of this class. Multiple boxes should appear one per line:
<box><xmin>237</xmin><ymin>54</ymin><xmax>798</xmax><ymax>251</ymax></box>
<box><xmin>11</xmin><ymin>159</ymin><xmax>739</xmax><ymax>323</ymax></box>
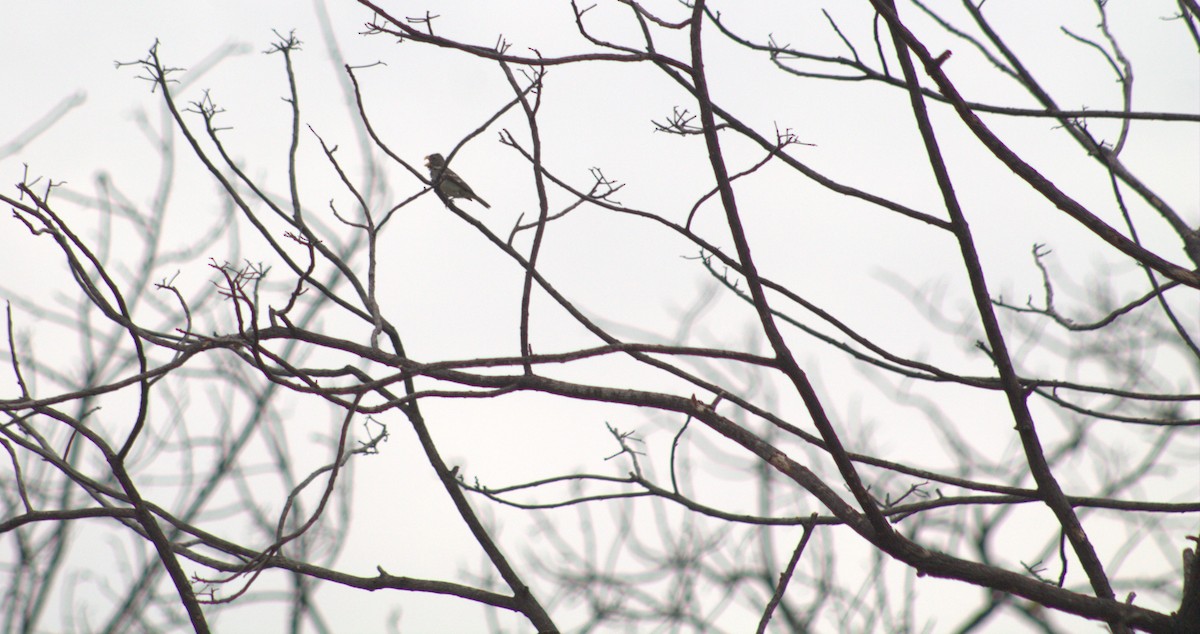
<box><xmin>424</xmin><ymin>153</ymin><xmax>490</xmax><ymax>209</ymax></box>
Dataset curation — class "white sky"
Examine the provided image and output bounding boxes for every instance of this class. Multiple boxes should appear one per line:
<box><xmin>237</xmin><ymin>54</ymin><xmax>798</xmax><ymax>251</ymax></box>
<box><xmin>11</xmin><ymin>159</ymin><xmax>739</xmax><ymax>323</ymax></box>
<box><xmin>1</xmin><ymin>1</ymin><xmax>1197</xmax><ymax>632</ymax></box>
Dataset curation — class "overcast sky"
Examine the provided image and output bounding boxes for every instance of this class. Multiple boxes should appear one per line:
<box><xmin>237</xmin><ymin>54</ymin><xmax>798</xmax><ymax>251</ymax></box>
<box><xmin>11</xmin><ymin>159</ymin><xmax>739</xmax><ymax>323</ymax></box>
<box><xmin>1</xmin><ymin>1</ymin><xmax>1197</xmax><ymax>632</ymax></box>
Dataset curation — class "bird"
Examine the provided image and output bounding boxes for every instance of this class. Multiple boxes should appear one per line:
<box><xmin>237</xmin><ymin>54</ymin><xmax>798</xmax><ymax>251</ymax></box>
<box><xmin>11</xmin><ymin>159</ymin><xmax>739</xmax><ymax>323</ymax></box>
<box><xmin>424</xmin><ymin>153</ymin><xmax>490</xmax><ymax>209</ymax></box>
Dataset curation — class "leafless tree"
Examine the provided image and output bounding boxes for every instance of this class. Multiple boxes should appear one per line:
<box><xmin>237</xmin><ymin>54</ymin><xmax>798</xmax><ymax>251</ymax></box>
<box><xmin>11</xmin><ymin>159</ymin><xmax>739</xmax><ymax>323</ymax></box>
<box><xmin>1</xmin><ymin>2</ymin><xmax>1197</xmax><ymax>633</ymax></box>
